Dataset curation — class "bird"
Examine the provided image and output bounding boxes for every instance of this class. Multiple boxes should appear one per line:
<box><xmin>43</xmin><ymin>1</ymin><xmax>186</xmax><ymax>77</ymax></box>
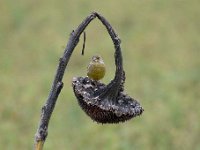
<box><xmin>87</xmin><ymin>55</ymin><xmax>106</xmax><ymax>81</ymax></box>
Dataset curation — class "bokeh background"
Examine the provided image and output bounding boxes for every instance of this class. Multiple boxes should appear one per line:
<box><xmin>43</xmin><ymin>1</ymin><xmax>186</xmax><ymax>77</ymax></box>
<box><xmin>0</xmin><ymin>0</ymin><xmax>200</xmax><ymax>149</ymax></box>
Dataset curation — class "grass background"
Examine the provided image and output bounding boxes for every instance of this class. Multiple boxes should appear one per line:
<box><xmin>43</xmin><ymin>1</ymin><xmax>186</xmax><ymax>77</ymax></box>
<box><xmin>0</xmin><ymin>0</ymin><xmax>200</xmax><ymax>149</ymax></box>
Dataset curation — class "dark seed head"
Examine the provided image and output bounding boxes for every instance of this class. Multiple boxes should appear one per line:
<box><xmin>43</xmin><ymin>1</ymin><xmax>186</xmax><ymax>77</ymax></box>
<box><xmin>72</xmin><ymin>77</ymin><xmax>144</xmax><ymax>124</ymax></box>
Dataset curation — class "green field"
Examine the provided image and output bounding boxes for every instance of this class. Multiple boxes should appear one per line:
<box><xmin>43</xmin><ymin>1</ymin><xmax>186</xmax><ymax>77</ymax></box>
<box><xmin>0</xmin><ymin>0</ymin><xmax>200</xmax><ymax>149</ymax></box>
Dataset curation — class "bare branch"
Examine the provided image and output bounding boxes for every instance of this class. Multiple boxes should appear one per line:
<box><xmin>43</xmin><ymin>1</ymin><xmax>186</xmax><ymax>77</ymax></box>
<box><xmin>34</xmin><ymin>12</ymin><xmax>96</xmax><ymax>149</ymax></box>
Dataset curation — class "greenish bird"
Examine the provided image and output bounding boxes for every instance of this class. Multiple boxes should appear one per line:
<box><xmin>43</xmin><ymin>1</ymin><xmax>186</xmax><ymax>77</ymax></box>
<box><xmin>87</xmin><ymin>55</ymin><xmax>106</xmax><ymax>81</ymax></box>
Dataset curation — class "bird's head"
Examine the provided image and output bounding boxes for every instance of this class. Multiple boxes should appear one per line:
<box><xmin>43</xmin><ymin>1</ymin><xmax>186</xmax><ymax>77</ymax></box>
<box><xmin>91</xmin><ymin>55</ymin><xmax>103</xmax><ymax>63</ymax></box>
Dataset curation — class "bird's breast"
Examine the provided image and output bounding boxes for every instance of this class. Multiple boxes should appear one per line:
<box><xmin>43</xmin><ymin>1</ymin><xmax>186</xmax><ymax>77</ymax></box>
<box><xmin>87</xmin><ymin>63</ymin><xmax>106</xmax><ymax>81</ymax></box>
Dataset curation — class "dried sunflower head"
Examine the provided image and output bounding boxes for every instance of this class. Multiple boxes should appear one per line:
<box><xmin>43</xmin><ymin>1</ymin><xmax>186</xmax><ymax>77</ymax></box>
<box><xmin>72</xmin><ymin>77</ymin><xmax>144</xmax><ymax>124</ymax></box>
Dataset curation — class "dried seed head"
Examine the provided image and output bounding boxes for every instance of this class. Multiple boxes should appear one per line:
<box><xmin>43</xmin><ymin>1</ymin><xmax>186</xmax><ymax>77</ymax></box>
<box><xmin>72</xmin><ymin>77</ymin><xmax>144</xmax><ymax>124</ymax></box>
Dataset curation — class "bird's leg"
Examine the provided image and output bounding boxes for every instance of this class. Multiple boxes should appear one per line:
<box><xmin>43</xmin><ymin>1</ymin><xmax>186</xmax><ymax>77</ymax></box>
<box><xmin>91</xmin><ymin>79</ymin><xmax>99</xmax><ymax>87</ymax></box>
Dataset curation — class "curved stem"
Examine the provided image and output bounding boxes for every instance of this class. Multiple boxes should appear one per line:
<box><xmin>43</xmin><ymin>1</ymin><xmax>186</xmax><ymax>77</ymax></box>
<box><xmin>94</xmin><ymin>13</ymin><xmax>124</xmax><ymax>100</ymax></box>
<box><xmin>34</xmin><ymin>12</ymin><xmax>96</xmax><ymax>149</ymax></box>
<box><xmin>95</xmin><ymin>13</ymin><xmax>123</xmax><ymax>81</ymax></box>
<box><xmin>34</xmin><ymin>12</ymin><xmax>124</xmax><ymax>149</ymax></box>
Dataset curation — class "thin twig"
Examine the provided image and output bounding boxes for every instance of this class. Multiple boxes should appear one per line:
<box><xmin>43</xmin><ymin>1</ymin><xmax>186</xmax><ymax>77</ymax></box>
<box><xmin>81</xmin><ymin>31</ymin><xmax>86</xmax><ymax>55</ymax></box>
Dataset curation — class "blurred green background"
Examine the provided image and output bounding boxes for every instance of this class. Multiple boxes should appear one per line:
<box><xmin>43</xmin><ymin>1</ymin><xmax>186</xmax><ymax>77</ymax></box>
<box><xmin>0</xmin><ymin>0</ymin><xmax>200</xmax><ymax>149</ymax></box>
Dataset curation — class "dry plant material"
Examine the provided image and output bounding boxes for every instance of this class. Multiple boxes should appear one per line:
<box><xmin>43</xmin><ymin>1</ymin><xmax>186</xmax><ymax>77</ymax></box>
<box><xmin>34</xmin><ymin>12</ymin><xmax>143</xmax><ymax>150</ymax></box>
